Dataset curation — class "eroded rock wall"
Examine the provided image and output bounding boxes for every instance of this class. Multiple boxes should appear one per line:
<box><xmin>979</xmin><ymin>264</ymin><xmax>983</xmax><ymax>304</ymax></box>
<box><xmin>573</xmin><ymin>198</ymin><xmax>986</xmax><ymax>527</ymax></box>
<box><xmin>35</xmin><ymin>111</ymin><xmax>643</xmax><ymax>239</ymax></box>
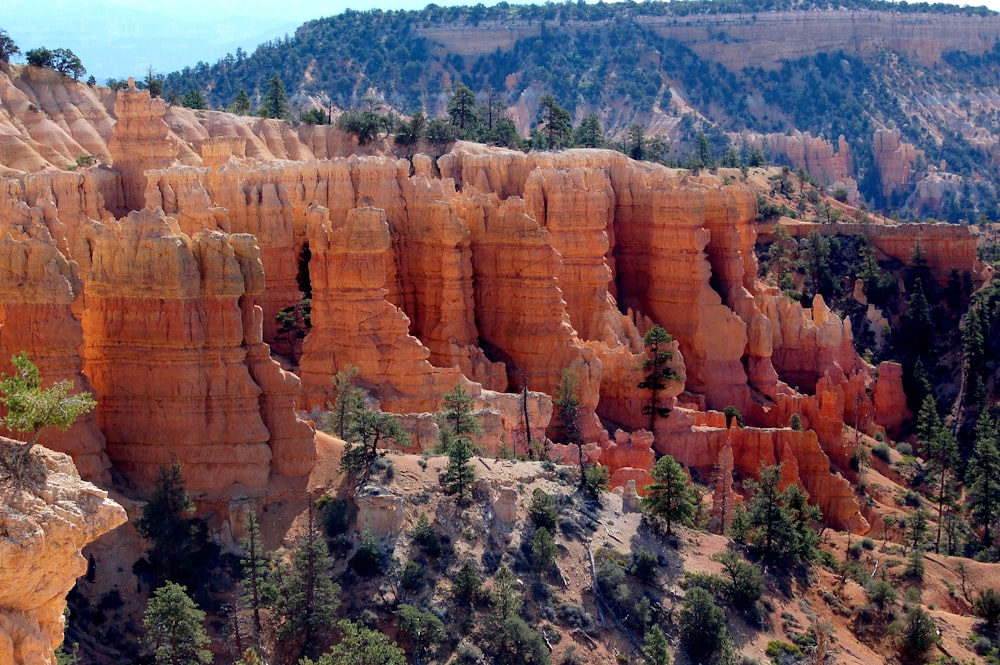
<box><xmin>0</xmin><ymin>444</ymin><xmax>125</xmax><ymax>665</ymax></box>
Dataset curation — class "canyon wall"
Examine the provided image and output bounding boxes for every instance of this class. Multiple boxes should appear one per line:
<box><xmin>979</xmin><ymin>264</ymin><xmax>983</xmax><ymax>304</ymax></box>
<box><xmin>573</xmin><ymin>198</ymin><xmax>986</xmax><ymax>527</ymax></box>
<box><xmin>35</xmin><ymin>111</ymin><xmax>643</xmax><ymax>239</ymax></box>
<box><xmin>0</xmin><ymin>78</ymin><xmax>962</xmax><ymax>535</ymax></box>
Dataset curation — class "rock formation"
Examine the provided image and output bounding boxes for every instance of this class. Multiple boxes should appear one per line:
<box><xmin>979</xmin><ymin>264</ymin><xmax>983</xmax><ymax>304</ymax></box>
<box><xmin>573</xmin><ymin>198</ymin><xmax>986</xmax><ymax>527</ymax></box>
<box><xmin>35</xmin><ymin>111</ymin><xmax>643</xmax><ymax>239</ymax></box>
<box><xmin>0</xmin><ymin>443</ymin><xmax>125</xmax><ymax>665</ymax></box>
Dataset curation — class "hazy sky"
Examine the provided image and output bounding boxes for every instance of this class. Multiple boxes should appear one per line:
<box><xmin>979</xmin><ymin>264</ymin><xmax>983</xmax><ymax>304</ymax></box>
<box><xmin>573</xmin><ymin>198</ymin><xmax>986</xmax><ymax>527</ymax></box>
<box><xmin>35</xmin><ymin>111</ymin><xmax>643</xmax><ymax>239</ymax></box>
<box><xmin>4</xmin><ymin>0</ymin><xmax>998</xmax><ymax>81</ymax></box>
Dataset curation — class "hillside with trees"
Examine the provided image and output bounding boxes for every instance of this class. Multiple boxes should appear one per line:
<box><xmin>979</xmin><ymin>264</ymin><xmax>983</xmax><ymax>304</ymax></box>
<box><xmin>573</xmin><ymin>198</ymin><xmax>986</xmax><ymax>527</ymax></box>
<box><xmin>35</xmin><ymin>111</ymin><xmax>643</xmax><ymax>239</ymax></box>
<box><xmin>157</xmin><ymin>0</ymin><xmax>1000</xmax><ymax>220</ymax></box>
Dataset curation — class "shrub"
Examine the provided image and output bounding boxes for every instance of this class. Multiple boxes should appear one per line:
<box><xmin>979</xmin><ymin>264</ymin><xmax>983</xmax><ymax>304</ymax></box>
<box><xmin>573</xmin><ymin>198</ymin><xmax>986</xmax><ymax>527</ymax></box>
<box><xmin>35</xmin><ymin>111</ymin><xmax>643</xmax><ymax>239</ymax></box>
<box><xmin>631</xmin><ymin>549</ymin><xmax>659</xmax><ymax>584</ymax></box>
<box><xmin>872</xmin><ymin>442</ymin><xmax>892</xmax><ymax>463</ymax></box>
<box><xmin>903</xmin><ymin>490</ymin><xmax>922</xmax><ymax>508</ymax></box>
<box><xmin>868</xmin><ymin>577</ymin><xmax>898</xmax><ymax>609</ymax></box>
<box><xmin>896</xmin><ymin>442</ymin><xmax>914</xmax><ymax>457</ymax></box>
<box><xmin>904</xmin><ymin>548</ymin><xmax>925</xmax><ymax>582</ymax></box>
<box><xmin>529</xmin><ymin>489</ymin><xmax>558</xmax><ymax>531</ymax></box>
<box><xmin>532</xmin><ymin>527</ymin><xmax>558</xmax><ymax>575</ymax></box>
<box><xmin>555</xmin><ymin>602</ymin><xmax>596</xmax><ymax>635</ymax></box>
<box><xmin>411</xmin><ymin>513</ymin><xmax>442</xmax><ymax>557</ymax></box>
<box><xmin>399</xmin><ymin>561</ymin><xmax>425</xmax><ymax>592</ymax></box>
<box><xmin>317</xmin><ymin>496</ymin><xmax>350</xmax><ymax>537</ymax></box>
<box><xmin>582</xmin><ymin>465</ymin><xmax>609</xmax><ymax>499</ymax></box>
<box><xmin>349</xmin><ymin>528</ymin><xmax>384</xmax><ymax>577</ymax></box>
<box><xmin>974</xmin><ymin>588</ymin><xmax>1000</xmax><ymax>633</ymax></box>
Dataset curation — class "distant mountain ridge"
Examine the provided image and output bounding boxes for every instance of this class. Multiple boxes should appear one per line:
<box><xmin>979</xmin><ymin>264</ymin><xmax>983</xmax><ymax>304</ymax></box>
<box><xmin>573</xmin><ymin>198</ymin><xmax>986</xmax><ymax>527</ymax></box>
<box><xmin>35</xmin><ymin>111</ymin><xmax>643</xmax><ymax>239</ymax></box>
<box><xmin>163</xmin><ymin>0</ymin><xmax>1000</xmax><ymax>219</ymax></box>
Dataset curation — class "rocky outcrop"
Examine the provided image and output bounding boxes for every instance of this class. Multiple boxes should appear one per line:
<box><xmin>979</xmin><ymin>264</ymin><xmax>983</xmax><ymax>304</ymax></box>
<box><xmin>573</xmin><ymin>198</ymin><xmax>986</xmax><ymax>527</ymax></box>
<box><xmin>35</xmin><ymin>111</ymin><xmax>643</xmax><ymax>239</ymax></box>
<box><xmin>107</xmin><ymin>82</ymin><xmax>179</xmax><ymax>214</ymax></box>
<box><xmin>873</xmin><ymin>361</ymin><xmax>911</xmax><ymax>439</ymax></box>
<box><xmin>77</xmin><ymin>208</ymin><xmax>311</xmax><ymax>491</ymax></box>
<box><xmin>873</xmin><ymin>129</ymin><xmax>921</xmax><ymax>202</ymax></box>
<box><xmin>752</xmin><ymin>132</ymin><xmax>858</xmax><ymax>204</ymax></box>
<box><xmin>0</xmin><ymin>443</ymin><xmax>125</xmax><ymax>665</ymax></box>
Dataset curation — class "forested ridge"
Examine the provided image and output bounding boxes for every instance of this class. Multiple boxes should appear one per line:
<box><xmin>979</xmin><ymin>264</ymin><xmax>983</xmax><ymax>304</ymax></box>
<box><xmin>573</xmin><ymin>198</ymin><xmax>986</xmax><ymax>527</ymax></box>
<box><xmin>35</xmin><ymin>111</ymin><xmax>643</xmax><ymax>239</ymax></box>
<box><xmin>158</xmin><ymin>0</ymin><xmax>1000</xmax><ymax>217</ymax></box>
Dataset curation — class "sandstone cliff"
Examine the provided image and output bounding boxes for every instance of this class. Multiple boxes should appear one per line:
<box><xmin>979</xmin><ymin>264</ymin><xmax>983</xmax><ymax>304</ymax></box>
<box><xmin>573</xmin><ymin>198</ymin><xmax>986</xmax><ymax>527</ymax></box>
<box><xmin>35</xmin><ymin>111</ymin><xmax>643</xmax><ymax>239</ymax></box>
<box><xmin>0</xmin><ymin>76</ymin><xmax>967</xmax><ymax>536</ymax></box>
<box><xmin>0</xmin><ymin>444</ymin><xmax>125</xmax><ymax>665</ymax></box>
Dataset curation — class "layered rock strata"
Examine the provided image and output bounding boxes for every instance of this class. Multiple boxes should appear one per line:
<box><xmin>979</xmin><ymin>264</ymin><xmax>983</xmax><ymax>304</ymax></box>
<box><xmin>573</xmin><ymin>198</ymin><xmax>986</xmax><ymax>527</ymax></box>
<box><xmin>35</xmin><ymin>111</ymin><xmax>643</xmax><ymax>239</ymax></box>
<box><xmin>0</xmin><ymin>444</ymin><xmax>125</xmax><ymax>665</ymax></box>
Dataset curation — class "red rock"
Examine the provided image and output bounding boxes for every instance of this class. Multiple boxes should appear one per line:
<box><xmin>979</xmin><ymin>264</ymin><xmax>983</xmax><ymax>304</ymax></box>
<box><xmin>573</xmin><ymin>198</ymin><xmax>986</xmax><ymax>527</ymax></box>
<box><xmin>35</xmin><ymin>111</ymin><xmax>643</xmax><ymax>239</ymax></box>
<box><xmin>873</xmin><ymin>361</ymin><xmax>911</xmax><ymax>439</ymax></box>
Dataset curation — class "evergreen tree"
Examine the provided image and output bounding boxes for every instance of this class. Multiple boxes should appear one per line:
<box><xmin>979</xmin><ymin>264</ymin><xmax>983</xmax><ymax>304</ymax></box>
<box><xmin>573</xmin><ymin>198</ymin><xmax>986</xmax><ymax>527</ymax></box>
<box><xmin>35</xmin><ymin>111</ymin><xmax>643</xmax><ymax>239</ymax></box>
<box><xmin>143</xmin><ymin>582</ymin><xmax>213</xmax><ymax>665</ymax></box>
<box><xmin>339</xmin><ymin>406</ymin><xmax>409</xmax><ymax>485</ymax></box>
<box><xmin>0</xmin><ymin>351</ymin><xmax>96</xmax><ymax>468</ymax></box>
<box><xmin>231</xmin><ymin>89</ymin><xmax>251</xmax><ymax>115</ymax></box>
<box><xmin>182</xmin><ymin>89</ymin><xmax>207</xmax><ymax>109</ymax></box>
<box><xmin>743</xmin><ymin>463</ymin><xmax>818</xmax><ymax>563</ymax></box>
<box><xmin>0</xmin><ymin>29</ymin><xmax>19</xmax><ymax>63</ymax></box>
<box><xmin>641</xmin><ymin>624</ymin><xmax>671</xmax><ymax>665</ymax></box>
<box><xmin>396</xmin><ymin>604</ymin><xmax>446</xmax><ymax>664</ymax></box>
<box><xmin>917</xmin><ymin>395</ymin><xmax>959</xmax><ymax>553</ymax></box>
<box><xmin>626</xmin><ymin>123</ymin><xmax>646</xmax><ymax>160</ymax></box>
<box><xmin>573</xmin><ymin>113</ymin><xmax>605</xmax><ymax>148</ymax></box>
<box><xmin>553</xmin><ymin>369</ymin><xmax>586</xmax><ymax>490</ymax></box>
<box><xmin>447</xmin><ymin>83</ymin><xmax>478</xmax><ymax>135</ymax></box>
<box><xmin>531</xmin><ymin>526</ymin><xmax>558</xmax><ymax>574</ymax></box>
<box><xmin>443</xmin><ymin>435</ymin><xmax>476</xmax><ymax>503</ymax></box>
<box><xmin>437</xmin><ymin>385</ymin><xmax>481</xmax><ymax>503</ymax></box>
<box><xmin>451</xmin><ymin>561</ymin><xmax>482</xmax><ymax>608</ymax></box>
<box><xmin>258</xmin><ymin>75</ymin><xmax>289</xmax><ymax>119</ymax></box>
<box><xmin>638</xmin><ymin>325</ymin><xmax>679</xmax><ymax>432</ymax></box>
<box><xmin>273</xmin><ymin>504</ymin><xmax>341</xmax><ymax>662</ymax></box>
<box><xmin>537</xmin><ymin>94</ymin><xmax>572</xmax><ymax>149</ymax></box>
<box><xmin>135</xmin><ymin>462</ymin><xmax>207</xmax><ymax>587</ymax></box>
<box><xmin>968</xmin><ymin>412</ymin><xmax>1000</xmax><ymax>550</ymax></box>
<box><xmin>641</xmin><ymin>455</ymin><xmax>700</xmax><ymax>536</ymax></box>
<box><xmin>898</xmin><ymin>604</ymin><xmax>937</xmax><ymax>665</ymax></box>
<box><xmin>240</xmin><ymin>511</ymin><xmax>272</xmax><ymax>644</ymax></box>
<box><xmin>325</xmin><ymin>365</ymin><xmax>364</xmax><ymax>439</ymax></box>
<box><xmin>305</xmin><ymin>620</ymin><xmax>406</xmax><ymax>665</ymax></box>
<box><xmin>679</xmin><ymin>587</ymin><xmax>728</xmax><ymax>665</ymax></box>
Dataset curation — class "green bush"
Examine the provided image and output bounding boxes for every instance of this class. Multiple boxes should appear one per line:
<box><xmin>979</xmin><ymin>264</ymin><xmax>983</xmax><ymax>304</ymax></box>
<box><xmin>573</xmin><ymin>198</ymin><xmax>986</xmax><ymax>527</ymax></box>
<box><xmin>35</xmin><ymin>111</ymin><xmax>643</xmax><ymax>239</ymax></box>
<box><xmin>529</xmin><ymin>489</ymin><xmax>558</xmax><ymax>531</ymax></box>
<box><xmin>399</xmin><ymin>561</ymin><xmax>425</xmax><ymax>591</ymax></box>
<box><xmin>974</xmin><ymin>588</ymin><xmax>1000</xmax><ymax>633</ymax></box>
<box><xmin>872</xmin><ymin>442</ymin><xmax>892</xmax><ymax>462</ymax></box>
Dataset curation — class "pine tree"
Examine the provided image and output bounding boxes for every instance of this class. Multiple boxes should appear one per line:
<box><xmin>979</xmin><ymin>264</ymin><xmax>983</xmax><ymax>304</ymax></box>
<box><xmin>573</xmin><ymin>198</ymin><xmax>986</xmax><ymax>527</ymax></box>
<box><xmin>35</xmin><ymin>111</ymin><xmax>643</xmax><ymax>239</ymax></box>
<box><xmin>447</xmin><ymin>83</ymin><xmax>478</xmax><ymax>135</ymax></box>
<box><xmin>638</xmin><ymin>325</ymin><xmax>679</xmax><ymax>432</ymax></box>
<box><xmin>968</xmin><ymin>413</ymin><xmax>1000</xmax><ymax>550</ymax></box>
<box><xmin>240</xmin><ymin>511</ymin><xmax>271</xmax><ymax>644</ymax></box>
<box><xmin>917</xmin><ymin>395</ymin><xmax>959</xmax><ymax>553</ymax></box>
<box><xmin>143</xmin><ymin>582</ymin><xmax>213</xmax><ymax>665</ymax></box>
<box><xmin>537</xmin><ymin>94</ymin><xmax>572</xmax><ymax>149</ymax></box>
<box><xmin>305</xmin><ymin>620</ymin><xmax>406</xmax><ymax>665</ymax></box>
<box><xmin>273</xmin><ymin>505</ymin><xmax>340</xmax><ymax>661</ymax></box>
<box><xmin>437</xmin><ymin>386</ymin><xmax>481</xmax><ymax>503</ymax></box>
<box><xmin>258</xmin><ymin>75</ymin><xmax>289</xmax><ymax>119</ymax></box>
<box><xmin>135</xmin><ymin>462</ymin><xmax>205</xmax><ymax>586</ymax></box>
<box><xmin>743</xmin><ymin>463</ymin><xmax>819</xmax><ymax>563</ymax></box>
<box><xmin>574</xmin><ymin>113</ymin><xmax>605</xmax><ymax>148</ymax></box>
<box><xmin>642</xmin><ymin>624</ymin><xmax>671</xmax><ymax>665</ymax></box>
<box><xmin>641</xmin><ymin>455</ymin><xmax>700</xmax><ymax>536</ymax></box>
<box><xmin>339</xmin><ymin>406</ymin><xmax>409</xmax><ymax>485</ymax></box>
<box><xmin>0</xmin><ymin>351</ymin><xmax>96</xmax><ymax>469</ymax></box>
<box><xmin>231</xmin><ymin>89</ymin><xmax>251</xmax><ymax>115</ymax></box>
<box><xmin>325</xmin><ymin>365</ymin><xmax>364</xmax><ymax>439</ymax></box>
<box><xmin>553</xmin><ymin>369</ymin><xmax>586</xmax><ymax>490</ymax></box>
<box><xmin>452</xmin><ymin>561</ymin><xmax>482</xmax><ymax>608</ymax></box>
<box><xmin>396</xmin><ymin>604</ymin><xmax>446</xmax><ymax>664</ymax></box>
<box><xmin>182</xmin><ymin>89</ymin><xmax>207</xmax><ymax>109</ymax></box>
<box><xmin>679</xmin><ymin>587</ymin><xmax>728</xmax><ymax>665</ymax></box>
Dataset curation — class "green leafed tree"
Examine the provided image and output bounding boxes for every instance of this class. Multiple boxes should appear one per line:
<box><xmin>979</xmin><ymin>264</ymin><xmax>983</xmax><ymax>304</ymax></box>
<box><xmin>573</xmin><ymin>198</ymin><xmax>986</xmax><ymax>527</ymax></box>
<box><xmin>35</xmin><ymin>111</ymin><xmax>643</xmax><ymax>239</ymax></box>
<box><xmin>303</xmin><ymin>620</ymin><xmax>406</xmax><ymax>665</ymax></box>
<box><xmin>240</xmin><ymin>511</ymin><xmax>273</xmax><ymax>644</ymax></box>
<box><xmin>0</xmin><ymin>352</ymin><xmax>96</xmax><ymax>469</ymax></box>
<box><xmin>134</xmin><ymin>461</ymin><xmax>209</xmax><ymax>587</ymax></box>
<box><xmin>742</xmin><ymin>463</ymin><xmax>820</xmax><ymax>563</ymax></box>
<box><xmin>537</xmin><ymin>94</ymin><xmax>572</xmax><ymax>150</ymax></box>
<box><xmin>642</xmin><ymin>624</ymin><xmax>671</xmax><ymax>665</ymax></box>
<box><xmin>642</xmin><ymin>455</ymin><xmax>700</xmax><ymax>536</ymax></box>
<box><xmin>51</xmin><ymin>48</ymin><xmax>85</xmax><ymax>80</ymax></box>
<box><xmin>446</xmin><ymin>83</ymin><xmax>479</xmax><ymax>135</ymax></box>
<box><xmin>258</xmin><ymin>75</ymin><xmax>290</xmax><ymax>119</ymax></box>
<box><xmin>25</xmin><ymin>47</ymin><xmax>52</xmax><ymax>68</ymax></box>
<box><xmin>142</xmin><ymin>582</ymin><xmax>213</xmax><ymax>665</ymax></box>
<box><xmin>639</xmin><ymin>325</ymin><xmax>679</xmax><ymax>432</ymax></box>
<box><xmin>437</xmin><ymin>385</ymin><xmax>481</xmax><ymax>503</ymax></box>
<box><xmin>574</xmin><ymin>112</ymin><xmax>605</xmax><ymax>148</ymax></box>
